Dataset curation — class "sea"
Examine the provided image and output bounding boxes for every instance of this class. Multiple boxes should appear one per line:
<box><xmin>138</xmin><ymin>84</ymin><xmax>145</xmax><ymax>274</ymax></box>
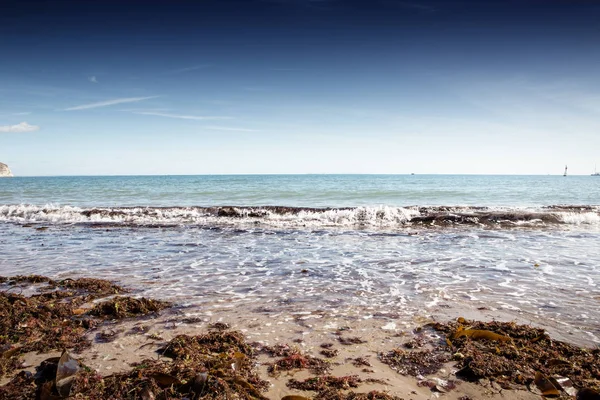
<box><xmin>1</xmin><ymin>175</ymin><xmax>599</xmax><ymax>345</ymax></box>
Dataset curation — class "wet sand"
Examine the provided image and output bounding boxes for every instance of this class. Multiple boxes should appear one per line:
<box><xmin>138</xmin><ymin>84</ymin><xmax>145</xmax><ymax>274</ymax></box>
<box><xmin>10</xmin><ymin>306</ymin><xmax>543</xmax><ymax>399</ymax></box>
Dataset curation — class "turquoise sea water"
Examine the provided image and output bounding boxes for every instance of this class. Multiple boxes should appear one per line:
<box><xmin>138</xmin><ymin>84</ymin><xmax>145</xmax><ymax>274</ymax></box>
<box><xmin>1</xmin><ymin>175</ymin><xmax>599</xmax><ymax>345</ymax></box>
<box><xmin>1</xmin><ymin>174</ymin><xmax>599</xmax><ymax>207</ymax></box>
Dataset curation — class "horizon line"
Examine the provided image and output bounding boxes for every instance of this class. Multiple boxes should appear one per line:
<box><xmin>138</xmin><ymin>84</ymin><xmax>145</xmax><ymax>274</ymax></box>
<box><xmin>4</xmin><ymin>173</ymin><xmax>597</xmax><ymax>178</ymax></box>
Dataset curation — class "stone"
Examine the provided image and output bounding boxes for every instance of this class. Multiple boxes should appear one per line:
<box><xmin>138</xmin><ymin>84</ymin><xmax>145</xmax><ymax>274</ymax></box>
<box><xmin>0</xmin><ymin>162</ymin><xmax>13</xmax><ymax>177</ymax></box>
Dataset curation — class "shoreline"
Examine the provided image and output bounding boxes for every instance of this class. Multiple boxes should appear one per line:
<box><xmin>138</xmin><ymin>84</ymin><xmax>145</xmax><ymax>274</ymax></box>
<box><xmin>1</xmin><ymin>276</ymin><xmax>599</xmax><ymax>399</ymax></box>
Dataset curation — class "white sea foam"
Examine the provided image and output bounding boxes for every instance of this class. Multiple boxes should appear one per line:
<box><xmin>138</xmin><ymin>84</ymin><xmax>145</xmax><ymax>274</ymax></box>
<box><xmin>557</xmin><ymin>212</ymin><xmax>600</xmax><ymax>225</ymax></box>
<box><xmin>1</xmin><ymin>204</ymin><xmax>599</xmax><ymax>229</ymax></box>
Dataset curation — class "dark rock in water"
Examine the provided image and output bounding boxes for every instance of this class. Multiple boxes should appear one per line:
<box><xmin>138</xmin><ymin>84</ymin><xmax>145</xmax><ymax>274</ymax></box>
<box><xmin>217</xmin><ymin>206</ymin><xmax>242</xmax><ymax>217</ymax></box>
<box><xmin>0</xmin><ymin>162</ymin><xmax>13</xmax><ymax>177</ymax></box>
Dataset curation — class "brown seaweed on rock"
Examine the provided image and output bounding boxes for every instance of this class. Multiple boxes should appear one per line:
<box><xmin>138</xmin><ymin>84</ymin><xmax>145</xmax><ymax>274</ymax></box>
<box><xmin>89</xmin><ymin>296</ymin><xmax>171</xmax><ymax>319</ymax></box>
<box><xmin>54</xmin><ymin>277</ymin><xmax>124</xmax><ymax>295</ymax></box>
<box><xmin>2</xmin><ymin>275</ymin><xmax>125</xmax><ymax>296</ymax></box>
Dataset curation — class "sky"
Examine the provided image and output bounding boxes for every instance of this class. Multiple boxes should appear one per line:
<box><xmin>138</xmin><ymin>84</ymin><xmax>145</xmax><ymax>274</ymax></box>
<box><xmin>1</xmin><ymin>0</ymin><xmax>600</xmax><ymax>176</ymax></box>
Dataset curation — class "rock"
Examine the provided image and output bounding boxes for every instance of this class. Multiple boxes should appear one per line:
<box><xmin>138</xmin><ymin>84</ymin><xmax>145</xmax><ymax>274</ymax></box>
<box><xmin>0</xmin><ymin>162</ymin><xmax>13</xmax><ymax>177</ymax></box>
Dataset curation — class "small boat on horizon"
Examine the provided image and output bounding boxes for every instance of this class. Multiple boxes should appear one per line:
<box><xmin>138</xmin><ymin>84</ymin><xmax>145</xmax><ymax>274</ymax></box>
<box><xmin>563</xmin><ymin>165</ymin><xmax>567</xmax><ymax>177</ymax></box>
<box><xmin>592</xmin><ymin>164</ymin><xmax>600</xmax><ymax>176</ymax></box>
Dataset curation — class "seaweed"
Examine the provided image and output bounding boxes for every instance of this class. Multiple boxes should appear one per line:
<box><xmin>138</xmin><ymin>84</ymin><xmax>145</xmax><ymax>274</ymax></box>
<box><xmin>95</xmin><ymin>329</ymin><xmax>121</xmax><ymax>343</ymax></box>
<box><xmin>0</xmin><ymin>371</ymin><xmax>37</xmax><ymax>399</ymax></box>
<box><xmin>55</xmin><ymin>277</ymin><xmax>124</xmax><ymax>295</ymax></box>
<box><xmin>0</xmin><ymin>275</ymin><xmax>170</xmax><ymax>380</ymax></box>
<box><xmin>286</xmin><ymin>376</ymin><xmax>404</xmax><ymax>400</ymax></box>
<box><xmin>432</xmin><ymin>318</ymin><xmax>600</xmax><ymax>393</ymax></box>
<box><xmin>379</xmin><ymin>348</ymin><xmax>450</xmax><ymax>377</ymax></box>
<box><xmin>89</xmin><ymin>296</ymin><xmax>170</xmax><ymax>319</ymax></box>
<box><xmin>127</xmin><ymin>324</ymin><xmax>151</xmax><ymax>335</ymax></box>
<box><xmin>351</xmin><ymin>357</ymin><xmax>372</xmax><ymax>367</ymax></box>
<box><xmin>268</xmin><ymin>350</ymin><xmax>330</xmax><ymax>375</ymax></box>
<box><xmin>0</xmin><ymin>346</ymin><xmax>23</xmax><ymax>379</ymax></box>
<box><xmin>254</xmin><ymin>343</ymin><xmax>297</xmax><ymax>357</ymax></box>
<box><xmin>379</xmin><ymin>317</ymin><xmax>600</xmax><ymax>397</ymax></box>
<box><xmin>337</xmin><ymin>337</ymin><xmax>366</xmax><ymax>345</ymax></box>
<box><xmin>208</xmin><ymin>322</ymin><xmax>230</xmax><ymax>331</ymax></box>
<box><xmin>287</xmin><ymin>375</ymin><xmax>363</xmax><ymax>391</ymax></box>
<box><xmin>321</xmin><ymin>349</ymin><xmax>339</xmax><ymax>358</ymax></box>
<box><xmin>314</xmin><ymin>389</ymin><xmax>404</xmax><ymax>400</ymax></box>
<box><xmin>0</xmin><ymin>332</ymin><xmax>270</xmax><ymax>400</ymax></box>
<box><xmin>319</xmin><ymin>341</ymin><xmax>338</xmax><ymax>357</ymax></box>
<box><xmin>0</xmin><ymin>291</ymin><xmax>92</xmax><ymax>355</ymax></box>
<box><xmin>2</xmin><ymin>276</ymin><xmax>125</xmax><ymax>296</ymax></box>
<box><xmin>160</xmin><ymin>331</ymin><xmax>254</xmax><ymax>359</ymax></box>
<box><xmin>402</xmin><ymin>338</ymin><xmax>426</xmax><ymax>349</ymax></box>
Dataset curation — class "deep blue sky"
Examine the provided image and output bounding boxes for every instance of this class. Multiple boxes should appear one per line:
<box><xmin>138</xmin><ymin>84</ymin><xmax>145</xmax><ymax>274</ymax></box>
<box><xmin>1</xmin><ymin>0</ymin><xmax>599</xmax><ymax>175</ymax></box>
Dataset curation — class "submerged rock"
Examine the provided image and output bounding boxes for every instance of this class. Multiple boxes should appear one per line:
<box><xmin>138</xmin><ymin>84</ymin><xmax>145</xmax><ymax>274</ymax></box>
<box><xmin>0</xmin><ymin>162</ymin><xmax>13</xmax><ymax>177</ymax></box>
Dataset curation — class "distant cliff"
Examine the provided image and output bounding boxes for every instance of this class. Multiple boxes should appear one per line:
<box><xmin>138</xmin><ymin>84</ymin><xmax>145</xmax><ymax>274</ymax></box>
<box><xmin>0</xmin><ymin>162</ymin><xmax>13</xmax><ymax>177</ymax></box>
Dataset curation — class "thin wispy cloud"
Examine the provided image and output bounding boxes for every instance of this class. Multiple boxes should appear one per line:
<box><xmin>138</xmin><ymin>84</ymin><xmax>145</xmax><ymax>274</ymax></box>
<box><xmin>119</xmin><ymin>108</ymin><xmax>170</xmax><ymax>113</ymax></box>
<box><xmin>0</xmin><ymin>122</ymin><xmax>40</xmax><ymax>133</ymax></box>
<box><xmin>133</xmin><ymin>111</ymin><xmax>231</xmax><ymax>121</ymax></box>
<box><xmin>88</xmin><ymin>76</ymin><xmax>98</xmax><ymax>84</ymax></box>
<box><xmin>13</xmin><ymin>112</ymin><xmax>31</xmax><ymax>116</ymax></box>
<box><xmin>164</xmin><ymin>65</ymin><xmax>210</xmax><ymax>75</ymax></box>
<box><xmin>65</xmin><ymin>96</ymin><xmax>158</xmax><ymax>111</ymax></box>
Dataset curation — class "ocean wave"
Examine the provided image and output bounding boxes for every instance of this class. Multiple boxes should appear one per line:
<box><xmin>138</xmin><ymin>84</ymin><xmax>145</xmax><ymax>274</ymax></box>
<box><xmin>1</xmin><ymin>204</ymin><xmax>599</xmax><ymax>228</ymax></box>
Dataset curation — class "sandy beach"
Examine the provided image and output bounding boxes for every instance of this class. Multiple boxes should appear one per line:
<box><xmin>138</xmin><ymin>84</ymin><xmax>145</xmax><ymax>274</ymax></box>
<box><xmin>6</xmin><ymin>308</ymin><xmax>539</xmax><ymax>399</ymax></box>
<box><xmin>1</xmin><ymin>275</ymin><xmax>598</xmax><ymax>399</ymax></box>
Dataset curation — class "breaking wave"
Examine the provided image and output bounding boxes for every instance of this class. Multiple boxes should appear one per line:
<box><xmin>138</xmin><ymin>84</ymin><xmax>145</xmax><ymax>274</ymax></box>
<box><xmin>0</xmin><ymin>204</ymin><xmax>599</xmax><ymax>228</ymax></box>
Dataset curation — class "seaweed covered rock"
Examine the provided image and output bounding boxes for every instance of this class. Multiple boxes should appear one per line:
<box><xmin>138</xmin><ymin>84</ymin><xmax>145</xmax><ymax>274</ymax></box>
<box><xmin>89</xmin><ymin>296</ymin><xmax>170</xmax><ymax>319</ymax></box>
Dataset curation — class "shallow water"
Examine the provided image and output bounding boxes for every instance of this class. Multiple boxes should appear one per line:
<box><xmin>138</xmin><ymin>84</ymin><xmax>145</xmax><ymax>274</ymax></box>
<box><xmin>1</xmin><ymin>223</ymin><xmax>598</xmax><ymax>345</ymax></box>
<box><xmin>1</xmin><ymin>175</ymin><xmax>599</xmax><ymax>346</ymax></box>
